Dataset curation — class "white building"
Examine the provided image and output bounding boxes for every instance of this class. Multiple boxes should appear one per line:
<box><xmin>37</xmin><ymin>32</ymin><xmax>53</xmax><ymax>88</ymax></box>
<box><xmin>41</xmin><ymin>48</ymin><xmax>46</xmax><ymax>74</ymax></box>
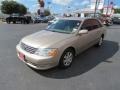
<box><xmin>67</xmin><ymin>8</ymin><xmax>100</xmax><ymax>18</ymax></box>
<box><xmin>65</xmin><ymin>0</ymin><xmax>104</xmax><ymax>18</ymax></box>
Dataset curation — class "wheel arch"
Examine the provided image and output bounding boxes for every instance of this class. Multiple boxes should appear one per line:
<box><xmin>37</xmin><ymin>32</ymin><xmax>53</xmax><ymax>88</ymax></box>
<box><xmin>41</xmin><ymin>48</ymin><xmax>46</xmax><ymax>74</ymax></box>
<box><xmin>101</xmin><ymin>34</ymin><xmax>104</xmax><ymax>39</ymax></box>
<box><xmin>63</xmin><ymin>46</ymin><xmax>76</xmax><ymax>56</ymax></box>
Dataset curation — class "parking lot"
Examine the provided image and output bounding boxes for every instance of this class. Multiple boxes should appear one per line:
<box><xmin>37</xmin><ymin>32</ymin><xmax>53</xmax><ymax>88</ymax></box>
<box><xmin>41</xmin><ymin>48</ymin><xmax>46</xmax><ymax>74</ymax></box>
<box><xmin>0</xmin><ymin>23</ymin><xmax>120</xmax><ymax>90</ymax></box>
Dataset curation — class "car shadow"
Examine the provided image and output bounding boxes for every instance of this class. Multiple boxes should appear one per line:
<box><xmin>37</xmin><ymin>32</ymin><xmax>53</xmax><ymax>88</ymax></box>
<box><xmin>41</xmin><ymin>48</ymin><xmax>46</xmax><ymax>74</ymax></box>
<box><xmin>32</xmin><ymin>40</ymin><xmax>119</xmax><ymax>79</ymax></box>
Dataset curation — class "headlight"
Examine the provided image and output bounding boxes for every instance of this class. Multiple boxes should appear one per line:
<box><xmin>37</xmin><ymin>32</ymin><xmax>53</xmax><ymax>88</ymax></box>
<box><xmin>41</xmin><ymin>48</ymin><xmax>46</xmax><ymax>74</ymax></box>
<box><xmin>35</xmin><ymin>48</ymin><xmax>58</xmax><ymax>57</ymax></box>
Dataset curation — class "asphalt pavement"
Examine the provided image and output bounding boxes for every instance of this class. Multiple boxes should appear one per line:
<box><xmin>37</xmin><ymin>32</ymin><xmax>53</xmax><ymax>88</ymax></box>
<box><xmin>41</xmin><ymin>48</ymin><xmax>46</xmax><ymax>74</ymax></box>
<box><xmin>0</xmin><ymin>23</ymin><xmax>120</xmax><ymax>90</ymax></box>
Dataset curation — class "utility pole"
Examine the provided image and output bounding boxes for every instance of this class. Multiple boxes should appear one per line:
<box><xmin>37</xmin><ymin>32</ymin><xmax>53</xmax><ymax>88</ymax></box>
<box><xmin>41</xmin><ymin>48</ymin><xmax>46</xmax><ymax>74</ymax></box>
<box><xmin>106</xmin><ymin>0</ymin><xmax>110</xmax><ymax>16</ymax></box>
<box><xmin>94</xmin><ymin>0</ymin><xmax>98</xmax><ymax>17</ymax></box>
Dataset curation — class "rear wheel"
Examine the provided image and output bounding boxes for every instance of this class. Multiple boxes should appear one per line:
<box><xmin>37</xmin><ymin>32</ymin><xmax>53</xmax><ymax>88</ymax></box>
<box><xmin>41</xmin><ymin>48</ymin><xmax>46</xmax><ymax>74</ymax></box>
<box><xmin>106</xmin><ymin>21</ymin><xmax>113</xmax><ymax>26</ymax></box>
<box><xmin>59</xmin><ymin>49</ymin><xmax>75</xmax><ymax>68</ymax></box>
<box><xmin>13</xmin><ymin>21</ymin><xmax>16</xmax><ymax>24</ymax></box>
<box><xmin>96</xmin><ymin>36</ymin><xmax>104</xmax><ymax>47</ymax></box>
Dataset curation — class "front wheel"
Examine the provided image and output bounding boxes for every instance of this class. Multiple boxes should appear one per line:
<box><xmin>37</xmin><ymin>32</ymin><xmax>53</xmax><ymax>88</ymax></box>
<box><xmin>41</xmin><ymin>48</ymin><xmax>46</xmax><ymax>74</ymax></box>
<box><xmin>59</xmin><ymin>49</ymin><xmax>75</xmax><ymax>68</ymax></box>
<box><xmin>6</xmin><ymin>19</ymin><xmax>10</xmax><ymax>24</ymax></box>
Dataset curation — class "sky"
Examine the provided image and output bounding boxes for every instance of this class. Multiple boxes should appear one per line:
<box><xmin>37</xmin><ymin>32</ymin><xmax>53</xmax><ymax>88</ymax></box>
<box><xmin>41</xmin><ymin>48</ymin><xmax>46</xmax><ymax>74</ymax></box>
<box><xmin>0</xmin><ymin>0</ymin><xmax>120</xmax><ymax>13</ymax></box>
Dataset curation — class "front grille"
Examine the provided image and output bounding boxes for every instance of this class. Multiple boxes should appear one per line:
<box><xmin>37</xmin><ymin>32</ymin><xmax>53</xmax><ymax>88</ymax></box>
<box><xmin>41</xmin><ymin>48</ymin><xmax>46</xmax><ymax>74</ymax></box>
<box><xmin>21</xmin><ymin>42</ymin><xmax>37</xmax><ymax>54</ymax></box>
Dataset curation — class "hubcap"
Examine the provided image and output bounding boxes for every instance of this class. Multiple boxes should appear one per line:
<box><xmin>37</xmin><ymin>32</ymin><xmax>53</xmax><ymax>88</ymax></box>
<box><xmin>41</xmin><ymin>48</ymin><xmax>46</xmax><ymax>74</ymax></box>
<box><xmin>99</xmin><ymin>37</ymin><xmax>103</xmax><ymax>46</ymax></box>
<box><xmin>63</xmin><ymin>52</ymin><xmax>73</xmax><ymax>66</ymax></box>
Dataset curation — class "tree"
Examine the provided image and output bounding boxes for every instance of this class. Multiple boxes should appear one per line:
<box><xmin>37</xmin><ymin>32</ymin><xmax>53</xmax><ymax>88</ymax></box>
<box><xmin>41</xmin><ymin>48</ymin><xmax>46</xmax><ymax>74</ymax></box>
<box><xmin>44</xmin><ymin>9</ymin><xmax>51</xmax><ymax>16</ymax></box>
<box><xmin>38</xmin><ymin>0</ymin><xmax>45</xmax><ymax>7</ymax></box>
<box><xmin>18</xmin><ymin>4</ymin><xmax>27</xmax><ymax>15</ymax></box>
<box><xmin>1</xmin><ymin>1</ymin><xmax>27</xmax><ymax>15</ymax></box>
<box><xmin>114</xmin><ymin>8</ymin><xmax>120</xmax><ymax>14</ymax></box>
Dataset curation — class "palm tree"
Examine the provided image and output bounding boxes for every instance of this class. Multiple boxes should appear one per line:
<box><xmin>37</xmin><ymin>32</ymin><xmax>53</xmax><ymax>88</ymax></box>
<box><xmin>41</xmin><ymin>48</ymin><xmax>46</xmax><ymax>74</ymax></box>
<box><xmin>38</xmin><ymin>0</ymin><xmax>45</xmax><ymax>7</ymax></box>
<box><xmin>37</xmin><ymin>0</ymin><xmax>45</xmax><ymax>16</ymax></box>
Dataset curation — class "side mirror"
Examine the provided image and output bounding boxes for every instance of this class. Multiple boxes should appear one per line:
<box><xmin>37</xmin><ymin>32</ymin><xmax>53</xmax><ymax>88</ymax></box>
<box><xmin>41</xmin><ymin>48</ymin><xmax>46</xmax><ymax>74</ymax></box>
<box><xmin>78</xmin><ymin>29</ymin><xmax>88</xmax><ymax>35</ymax></box>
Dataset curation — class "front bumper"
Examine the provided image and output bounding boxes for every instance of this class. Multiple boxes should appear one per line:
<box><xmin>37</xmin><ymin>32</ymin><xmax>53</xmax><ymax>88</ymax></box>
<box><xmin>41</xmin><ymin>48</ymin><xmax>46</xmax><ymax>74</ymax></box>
<box><xmin>16</xmin><ymin>45</ymin><xmax>59</xmax><ymax>70</ymax></box>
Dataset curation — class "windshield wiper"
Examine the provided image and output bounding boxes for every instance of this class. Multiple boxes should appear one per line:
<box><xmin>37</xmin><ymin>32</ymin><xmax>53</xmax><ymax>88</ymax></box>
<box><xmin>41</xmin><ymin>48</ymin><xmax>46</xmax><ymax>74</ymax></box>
<box><xmin>45</xmin><ymin>29</ymin><xmax>57</xmax><ymax>32</ymax></box>
<box><xmin>45</xmin><ymin>29</ymin><xmax>70</xmax><ymax>34</ymax></box>
<box><xmin>53</xmin><ymin>31</ymin><xmax>70</xmax><ymax>34</ymax></box>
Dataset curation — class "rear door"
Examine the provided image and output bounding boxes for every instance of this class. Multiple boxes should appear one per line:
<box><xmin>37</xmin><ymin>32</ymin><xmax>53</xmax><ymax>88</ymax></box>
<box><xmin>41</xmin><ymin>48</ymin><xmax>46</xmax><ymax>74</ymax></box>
<box><xmin>89</xmin><ymin>19</ymin><xmax>103</xmax><ymax>41</ymax></box>
<box><xmin>77</xmin><ymin>19</ymin><xmax>102</xmax><ymax>51</ymax></box>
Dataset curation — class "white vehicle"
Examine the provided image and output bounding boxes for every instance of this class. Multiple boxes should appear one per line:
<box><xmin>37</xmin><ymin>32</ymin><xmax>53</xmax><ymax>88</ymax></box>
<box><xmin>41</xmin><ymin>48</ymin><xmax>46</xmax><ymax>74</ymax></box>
<box><xmin>48</xmin><ymin>17</ymin><xmax>59</xmax><ymax>25</ymax></box>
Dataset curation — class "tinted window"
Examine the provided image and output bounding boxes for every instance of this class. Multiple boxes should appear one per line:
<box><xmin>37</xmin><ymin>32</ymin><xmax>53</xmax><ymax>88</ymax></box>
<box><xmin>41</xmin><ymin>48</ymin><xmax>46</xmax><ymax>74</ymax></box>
<box><xmin>92</xmin><ymin>19</ymin><xmax>102</xmax><ymax>28</ymax></box>
<box><xmin>81</xmin><ymin>19</ymin><xmax>93</xmax><ymax>31</ymax></box>
<box><xmin>81</xmin><ymin>19</ymin><xmax>102</xmax><ymax>31</ymax></box>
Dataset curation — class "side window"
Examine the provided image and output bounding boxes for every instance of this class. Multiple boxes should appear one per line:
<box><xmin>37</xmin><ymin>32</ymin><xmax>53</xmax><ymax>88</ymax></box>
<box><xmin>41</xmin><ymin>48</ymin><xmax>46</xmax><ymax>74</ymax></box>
<box><xmin>96</xmin><ymin>20</ymin><xmax>103</xmax><ymax>27</ymax></box>
<box><xmin>92</xmin><ymin>19</ymin><xmax>103</xmax><ymax>29</ymax></box>
<box><xmin>81</xmin><ymin>19</ymin><xmax>94</xmax><ymax>31</ymax></box>
<box><xmin>82</xmin><ymin>19</ymin><xmax>103</xmax><ymax>31</ymax></box>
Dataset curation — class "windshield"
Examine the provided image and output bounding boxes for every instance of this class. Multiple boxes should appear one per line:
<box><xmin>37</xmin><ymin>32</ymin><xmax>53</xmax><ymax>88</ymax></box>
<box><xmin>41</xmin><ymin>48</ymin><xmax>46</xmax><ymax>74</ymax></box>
<box><xmin>47</xmin><ymin>20</ymin><xmax>81</xmax><ymax>34</ymax></box>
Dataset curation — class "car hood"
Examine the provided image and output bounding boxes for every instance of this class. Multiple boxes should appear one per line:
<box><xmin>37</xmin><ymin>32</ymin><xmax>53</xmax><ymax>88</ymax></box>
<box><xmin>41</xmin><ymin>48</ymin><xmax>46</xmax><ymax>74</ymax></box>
<box><xmin>22</xmin><ymin>30</ymin><xmax>74</xmax><ymax>48</ymax></box>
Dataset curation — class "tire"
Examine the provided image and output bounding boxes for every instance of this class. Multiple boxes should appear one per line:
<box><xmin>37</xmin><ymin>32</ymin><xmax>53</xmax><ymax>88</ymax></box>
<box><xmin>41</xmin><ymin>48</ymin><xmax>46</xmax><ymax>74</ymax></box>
<box><xmin>59</xmin><ymin>49</ymin><xmax>75</xmax><ymax>68</ymax></box>
<box><xmin>7</xmin><ymin>21</ymin><xmax>10</xmax><ymax>24</ymax></box>
<box><xmin>109</xmin><ymin>21</ymin><xmax>113</xmax><ymax>26</ymax></box>
<box><xmin>106</xmin><ymin>21</ymin><xmax>113</xmax><ymax>26</ymax></box>
<box><xmin>96</xmin><ymin>36</ymin><xmax>104</xmax><ymax>47</ymax></box>
<box><xmin>13</xmin><ymin>21</ymin><xmax>16</xmax><ymax>24</ymax></box>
